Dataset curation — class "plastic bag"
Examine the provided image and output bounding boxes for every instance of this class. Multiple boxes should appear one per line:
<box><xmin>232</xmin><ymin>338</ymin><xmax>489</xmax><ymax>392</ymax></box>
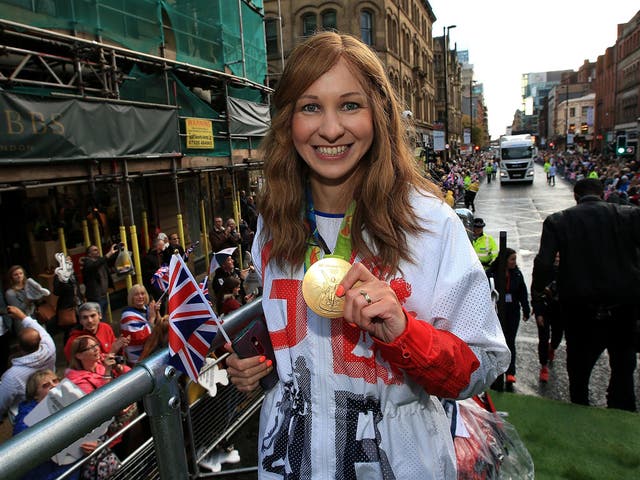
<box><xmin>453</xmin><ymin>397</ymin><xmax>534</xmax><ymax>479</ymax></box>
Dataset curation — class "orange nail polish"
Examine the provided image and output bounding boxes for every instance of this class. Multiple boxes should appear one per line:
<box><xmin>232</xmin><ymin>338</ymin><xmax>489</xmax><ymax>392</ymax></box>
<box><xmin>335</xmin><ymin>285</ymin><xmax>345</xmax><ymax>297</ymax></box>
<box><xmin>266</xmin><ymin>359</ymin><xmax>273</xmax><ymax>367</ymax></box>
<box><xmin>259</xmin><ymin>356</ymin><xmax>266</xmax><ymax>363</ymax></box>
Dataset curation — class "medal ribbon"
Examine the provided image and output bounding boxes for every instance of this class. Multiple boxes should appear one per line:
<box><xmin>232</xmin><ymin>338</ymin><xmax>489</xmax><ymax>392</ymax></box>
<box><xmin>304</xmin><ymin>187</ymin><xmax>355</xmax><ymax>271</ymax></box>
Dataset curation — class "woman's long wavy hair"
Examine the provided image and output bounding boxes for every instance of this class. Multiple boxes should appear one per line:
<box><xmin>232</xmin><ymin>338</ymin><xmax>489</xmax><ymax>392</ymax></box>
<box><xmin>258</xmin><ymin>31</ymin><xmax>442</xmax><ymax>275</ymax></box>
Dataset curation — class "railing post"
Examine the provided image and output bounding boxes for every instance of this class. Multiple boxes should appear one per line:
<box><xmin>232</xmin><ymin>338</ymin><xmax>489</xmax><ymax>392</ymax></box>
<box><xmin>142</xmin><ymin>362</ymin><xmax>190</xmax><ymax>479</ymax></box>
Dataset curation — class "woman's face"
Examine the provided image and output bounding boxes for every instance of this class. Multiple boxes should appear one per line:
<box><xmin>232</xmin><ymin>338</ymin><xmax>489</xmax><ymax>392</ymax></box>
<box><xmin>507</xmin><ymin>253</ymin><xmax>517</xmax><ymax>269</ymax></box>
<box><xmin>11</xmin><ymin>268</ymin><xmax>25</xmax><ymax>286</ymax></box>
<box><xmin>291</xmin><ymin>58</ymin><xmax>374</xmax><ymax>187</ymax></box>
<box><xmin>76</xmin><ymin>340</ymin><xmax>102</xmax><ymax>369</ymax></box>
<box><xmin>34</xmin><ymin>374</ymin><xmax>60</xmax><ymax>402</ymax></box>
<box><xmin>133</xmin><ymin>289</ymin><xmax>146</xmax><ymax>309</ymax></box>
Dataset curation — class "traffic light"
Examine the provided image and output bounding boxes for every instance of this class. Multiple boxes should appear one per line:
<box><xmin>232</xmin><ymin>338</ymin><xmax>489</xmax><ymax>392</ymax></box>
<box><xmin>616</xmin><ymin>135</ymin><xmax>627</xmax><ymax>156</ymax></box>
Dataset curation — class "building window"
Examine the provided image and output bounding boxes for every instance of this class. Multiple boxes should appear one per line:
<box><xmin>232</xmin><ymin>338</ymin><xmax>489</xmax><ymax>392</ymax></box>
<box><xmin>302</xmin><ymin>12</ymin><xmax>317</xmax><ymax>37</ymax></box>
<box><xmin>322</xmin><ymin>9</ymin><xmax>337</xmax><ymax>31</ymax></box>
<box><xmin>265</xmin><ymin>19</ymin><xmax>279</xmax><ymax>56</ymax></box>
<box><xmin>360</xmin><ymin>10</ymin><xmax>373</xmax><ymax>45</ymax></box>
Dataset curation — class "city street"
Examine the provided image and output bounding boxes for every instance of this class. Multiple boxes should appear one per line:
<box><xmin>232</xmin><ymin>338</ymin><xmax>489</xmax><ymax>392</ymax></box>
<box><xmin>473</xmin><ymin>161</ymin><xmax>640</xmax><ymax>410</ymax></box>
<box><xmin>225</xmin><ymin>162</ymin><xmax>640</xmax><ymax>478</ymax></box>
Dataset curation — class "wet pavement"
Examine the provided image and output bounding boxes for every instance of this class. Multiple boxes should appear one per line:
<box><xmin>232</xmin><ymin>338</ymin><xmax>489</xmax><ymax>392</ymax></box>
<box><xmin>473</xmin><ymin>162</ymin><xmax>640</xmax><ymax>410</ymax></box>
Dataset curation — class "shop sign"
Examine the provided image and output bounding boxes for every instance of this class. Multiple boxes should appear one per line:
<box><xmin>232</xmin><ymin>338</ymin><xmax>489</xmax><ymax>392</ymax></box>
<box><xmin>0</xmin><ymin>92</ymin><xmax>180</xmax><ymax>160</ymax></box>
<box><xmin>185</xmin><ymin>118</ymin><xmax>214</xmax><ymax>149</ymax></box>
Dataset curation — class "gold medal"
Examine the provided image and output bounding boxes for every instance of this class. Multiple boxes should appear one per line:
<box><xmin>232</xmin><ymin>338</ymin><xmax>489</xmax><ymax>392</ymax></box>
<box><xmin>302</xmin><ymin>257</ymin><xmax>351</xmax><ymax>318</ymax></box>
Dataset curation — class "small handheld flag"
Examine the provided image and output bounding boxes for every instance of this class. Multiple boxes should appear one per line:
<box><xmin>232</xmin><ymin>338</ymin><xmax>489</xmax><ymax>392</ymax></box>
<box><xmin>183</xmin><ymin>241</ymin><xmax>200</xmax><ymax>261</ymax></box>
<box><xmin>151</xmin><ymin>265</ymin><xmax>170</xmax><ymax>292</ymax></box>
<box><xmin>168</xmin><ymin>255</ymin><xmax>230</xmax><ymax>382</ymax></box>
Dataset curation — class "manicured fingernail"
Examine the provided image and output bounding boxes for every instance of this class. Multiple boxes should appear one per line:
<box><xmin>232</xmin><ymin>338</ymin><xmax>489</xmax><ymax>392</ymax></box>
<box><xmin>259</xmin><ymin>356</ymin><xmax>266</xmax><ymax>363</ymax></box>
<box><xmin>335</xmin><ymin>285</ymin><xmax>345</xmax><ymax>297</ymax></box>
<box><xmin>266</xmin><ymin>359</ymin><xmax>273</xmax><ymax>367</ymax></box>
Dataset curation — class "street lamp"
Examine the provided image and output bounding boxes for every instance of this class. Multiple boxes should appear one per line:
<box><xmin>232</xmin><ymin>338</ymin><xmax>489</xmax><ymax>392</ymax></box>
<box><xmin>443</xmin><ymin>24</ymin><xmax>456</xmax><ymax>161</ymax></box>
<box><xmin>469</xmin><ymin>78</ymin><xmax>476</xmax><ymax>146</ymax></box>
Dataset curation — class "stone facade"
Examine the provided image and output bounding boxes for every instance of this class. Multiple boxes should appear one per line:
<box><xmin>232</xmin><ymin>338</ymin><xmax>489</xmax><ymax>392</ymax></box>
<box><xmin>263</xmin><ymin>0</ymin><xmax>462</xmax><ymax>151</ymax></box>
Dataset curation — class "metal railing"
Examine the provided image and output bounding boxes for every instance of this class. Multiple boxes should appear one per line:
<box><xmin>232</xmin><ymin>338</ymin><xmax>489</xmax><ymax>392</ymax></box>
<box><xmin>0</xmin><ymin>299</ymin><xmax>265</xmax><ymax>480</ymax></box>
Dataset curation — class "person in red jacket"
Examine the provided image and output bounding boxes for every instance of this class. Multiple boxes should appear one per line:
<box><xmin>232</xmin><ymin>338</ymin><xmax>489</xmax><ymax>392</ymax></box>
<box><xmin>64</xmin><ymin>302</ymin><xmax>129</xmax><ymax>362</ymax></box>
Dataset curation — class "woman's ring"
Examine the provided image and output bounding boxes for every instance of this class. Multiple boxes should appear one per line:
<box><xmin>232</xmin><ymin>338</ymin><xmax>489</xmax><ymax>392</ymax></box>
<box><xmin>360</xmin><ymin>290</ymin><xmax>372</xmax><ymax>305</ymax></box>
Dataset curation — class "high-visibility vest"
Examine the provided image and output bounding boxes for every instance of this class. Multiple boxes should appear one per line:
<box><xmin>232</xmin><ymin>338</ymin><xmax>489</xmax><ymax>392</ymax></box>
<box><xmin>473</xmin><ymin>234</ymin><xmax>497</xmax><ymax>267</ymax></box>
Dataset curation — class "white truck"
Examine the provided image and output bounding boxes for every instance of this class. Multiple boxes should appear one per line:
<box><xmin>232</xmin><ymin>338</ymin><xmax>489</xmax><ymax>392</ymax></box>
<box><xmin>499</xmin><ymin>134</ymin><xmax>535</xmax><ymax>184</ymax></box>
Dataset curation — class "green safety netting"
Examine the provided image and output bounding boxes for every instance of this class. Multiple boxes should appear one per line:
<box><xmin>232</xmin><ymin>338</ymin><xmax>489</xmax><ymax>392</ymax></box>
<box><xmin>1</xmin><ymin>0</ymin><xmax>267</xmax><ymax>85</ymax></box>
<box><xmin>163</xmin><ymin>0</ymin><xmax>266</xmax><ymax>85</ymax></box>
<box><xmin>120</xmin><ymin>65</ymin><xmax>230</xmax><ymax>157</ymax></box>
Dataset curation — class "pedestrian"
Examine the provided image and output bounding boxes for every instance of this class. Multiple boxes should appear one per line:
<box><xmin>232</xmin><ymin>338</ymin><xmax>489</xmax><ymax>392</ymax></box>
<box><xmin>119</xmin><ymin>284</ymin><xmax>159</xmax><ymax>366</ymax></box>
<box><xmin>548</xmin><ymin>162</ymin><xmax>556</xmax><ymax>186</ymax></box>
<box><xmin>141</xmin><ymin>237</ymin><xmax>165</xmax><ymax>301</ymax></box>
<box><xmin>0</xmin><ymin>305</ymin><xmax>56</xmax><ymax>422</ymax></box>
<box><xmin>532</xmin><ymin>178</ymin><xmax>640</xmax><ymax>411</ymax></box>
<box><xmin>543</xmin><ymin>157</ymin><xmax>551</xmax><ymax>185</ymax></box>
<box><xmin>224</xmin><ymin>31</ymin><xmax>509</xmax><ymax>479</ymax></box>
<box><xmin>12</xmin><ymin>369</ymin><xmax>83</xmax><ymax>480</ymax></box>
<box><xmin>64</xmin><ymin>302</ymin><xmax>129</xmax><ymax>363</ymax></box>
<box><xmin>488</xmin><ymin>248</ymin><xmax>530</xmax><ymax>385</ymax></box>
<box><xmin>80</xmin><ymin>244</ymin><xmax>118</xmax><ymax>317</ymax></box>
<box><xmin>471</xmin><ymin>218</ymin><xmax>498</xmax><ymax>271</ymax></box>
<box><xmin>211</xmin><ymin>253</ymin><xmax>249</xmax><ymax>295</ymax></box>
<box><xmin>0</xmin><ymin>290</ymin><xmax>13</xmax><ymax>376</ymax></box>
<box><xmin>485</xmin><ymin>161</ymin><xmax>493</xmax><ymax>184</ymax></box>
<box><xmin>531</xmin><ymin>252</ymin><xmax>563</xmax><ymax>383</ymax></box>
<box><xmin>163</xmin><ymin>232</ymin><xmax>185</xmax><ymax>264</ymax></box>
<box><xmin>208</xmin><ymin>217</ymin><xmax>227</xmax><ymax>253</ymax></box>
<box><xmin>5</xmin><ymin>265</ymin><xmax>36</xmax><ymax>318</ymax></box>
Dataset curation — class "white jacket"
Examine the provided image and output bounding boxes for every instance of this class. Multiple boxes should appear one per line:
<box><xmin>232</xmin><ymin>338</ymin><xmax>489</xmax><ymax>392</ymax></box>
<box><xmin>0</xmin><ymin>316</ymin><xmax>56</xmax><ymax>421</ymax></box>
<box><xmin>251</xmin><ymin>191</ymin><xmax>510</xmax><ymax>479</ymax></box>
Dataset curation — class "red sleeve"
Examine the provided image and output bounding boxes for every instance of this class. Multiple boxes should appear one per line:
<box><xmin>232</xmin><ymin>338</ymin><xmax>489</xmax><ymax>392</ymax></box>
<box><xmin>373</xmin><ymin>309</ymin><xmax>480</xmax><ymax>398</ymax></box>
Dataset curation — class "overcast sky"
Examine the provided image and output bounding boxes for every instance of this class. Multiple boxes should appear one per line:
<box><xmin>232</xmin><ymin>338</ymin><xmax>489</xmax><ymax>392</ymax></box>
<box><xmin>429</xmin><ymin>1</ymin><xmax>639</xmax><ymax>140</ymax></box>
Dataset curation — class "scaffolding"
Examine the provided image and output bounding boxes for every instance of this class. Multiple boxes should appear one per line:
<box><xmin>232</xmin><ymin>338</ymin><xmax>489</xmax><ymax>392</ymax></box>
<box><xmin>0</xmin><ymin>1</ymin><xmax>271</xmax><ymax>279</ymax></box>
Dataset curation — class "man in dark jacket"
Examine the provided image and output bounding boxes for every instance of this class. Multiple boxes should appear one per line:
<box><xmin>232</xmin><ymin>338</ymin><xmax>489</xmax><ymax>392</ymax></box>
<box><xmin>532</xmin><ymin>178</ymin><xmax>640</xmax><ymax>411</ymax></box>
<box><xmin>80</xmin><ymin>243</ymin><xmax>117</xmax><ymax>319</ymax></box>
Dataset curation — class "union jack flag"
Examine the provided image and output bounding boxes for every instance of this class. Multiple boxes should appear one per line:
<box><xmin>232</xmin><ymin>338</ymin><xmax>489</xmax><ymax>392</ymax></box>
<box><xmin>183</xmin><ymin>241</ymin><xmax>200</xmax><ymax>261</ymax></box>
<box><xmin>167</xmin><ymin>255</ymin><xmax>229</xmax><ymax>382</ymax></box>
<box><xmin>151</xmin><ymin>265</ymin><xmax>170</xmax><ymax>292</ymax></box>
<box><xmin>120</xmin><ymin>307</ymin><xmax>152</xmax><ymax>364</ymax></box>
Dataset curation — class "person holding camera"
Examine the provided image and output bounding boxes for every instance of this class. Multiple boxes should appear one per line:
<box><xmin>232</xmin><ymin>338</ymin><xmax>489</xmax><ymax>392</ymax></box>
<box><xmin>65</xmin><ymin>335</ymin><xmax>130</xmax><ymax>392</ymax></box>
<box><xmin>80</xmin><ymin>244</ymin><xmax>118</xmax><ymax>318</ymax></box>
<box><xmin>65</xmin><ymin>334</ymin><xmax>134</xmax><ymax>460</ymax></box>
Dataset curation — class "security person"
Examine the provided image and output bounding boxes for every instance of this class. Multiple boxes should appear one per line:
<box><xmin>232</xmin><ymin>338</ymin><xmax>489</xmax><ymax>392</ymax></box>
<box><xmin>472</xmin><ymin>218</ymin><xmax>498</xmax><ymax>270</ymax></box>
<box><xmin>532</xmin><ymin>178</ymin><xmax>640</xmax><ymax>411</ymax></box>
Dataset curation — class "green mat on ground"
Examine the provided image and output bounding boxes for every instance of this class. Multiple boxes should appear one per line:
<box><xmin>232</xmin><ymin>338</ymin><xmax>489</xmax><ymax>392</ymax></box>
<box><xmin>491</xmin><ymin>391</ymin><xmax>640</xmax><ymax>480</ymax></box>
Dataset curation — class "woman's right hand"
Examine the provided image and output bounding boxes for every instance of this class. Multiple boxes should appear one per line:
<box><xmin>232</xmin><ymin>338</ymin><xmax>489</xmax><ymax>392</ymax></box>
<box><xmin>223</xmin><ymin>343</ymin><xmax>273</xmax><ymax>393</ymax></box>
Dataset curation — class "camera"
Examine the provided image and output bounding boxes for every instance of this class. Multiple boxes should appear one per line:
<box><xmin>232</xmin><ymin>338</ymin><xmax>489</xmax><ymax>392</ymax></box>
<box><xmin>114</xmin><ymin>355</ymin><xmax>126</xmax><ymax>364</ymax></box>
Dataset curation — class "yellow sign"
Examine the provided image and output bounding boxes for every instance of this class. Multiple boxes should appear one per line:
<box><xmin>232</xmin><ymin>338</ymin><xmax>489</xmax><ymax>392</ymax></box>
<box><xmin>185</xmin><ymin>118</ymin><xmax>214</xmax><ymax>149</ymax></box>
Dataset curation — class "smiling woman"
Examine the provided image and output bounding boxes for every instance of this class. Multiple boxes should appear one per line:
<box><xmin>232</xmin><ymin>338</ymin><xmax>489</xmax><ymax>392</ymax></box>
<box><xmin>291</xmin><ymin>58</ymin><xmax>374</xmax><ymax>201</ymax></box>
<box><xmin>224</xmin><ymin>31</ymin><xmax>510</xmax><ymax>479</ymax></box>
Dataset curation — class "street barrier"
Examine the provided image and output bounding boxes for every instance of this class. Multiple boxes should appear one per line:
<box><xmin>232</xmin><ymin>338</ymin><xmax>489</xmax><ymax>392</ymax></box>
<box><xmin>0</xmin><ymin>299</ymin><xmax>266</xmax><ymax>480</ymax></box>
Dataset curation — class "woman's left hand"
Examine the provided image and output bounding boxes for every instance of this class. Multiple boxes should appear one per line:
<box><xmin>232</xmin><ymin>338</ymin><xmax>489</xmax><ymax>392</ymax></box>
<box><xmin>336</xmin><ymin>263</ymin><xmax>406</xmax><ymax>343</ymax></box>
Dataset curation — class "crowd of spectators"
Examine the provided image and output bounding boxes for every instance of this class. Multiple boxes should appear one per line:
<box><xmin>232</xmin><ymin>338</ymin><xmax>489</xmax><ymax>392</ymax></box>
<box><xmin>536</xmin><ymin>150</ymin><xmax>639</xmax><ymax>206</ymax></box>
